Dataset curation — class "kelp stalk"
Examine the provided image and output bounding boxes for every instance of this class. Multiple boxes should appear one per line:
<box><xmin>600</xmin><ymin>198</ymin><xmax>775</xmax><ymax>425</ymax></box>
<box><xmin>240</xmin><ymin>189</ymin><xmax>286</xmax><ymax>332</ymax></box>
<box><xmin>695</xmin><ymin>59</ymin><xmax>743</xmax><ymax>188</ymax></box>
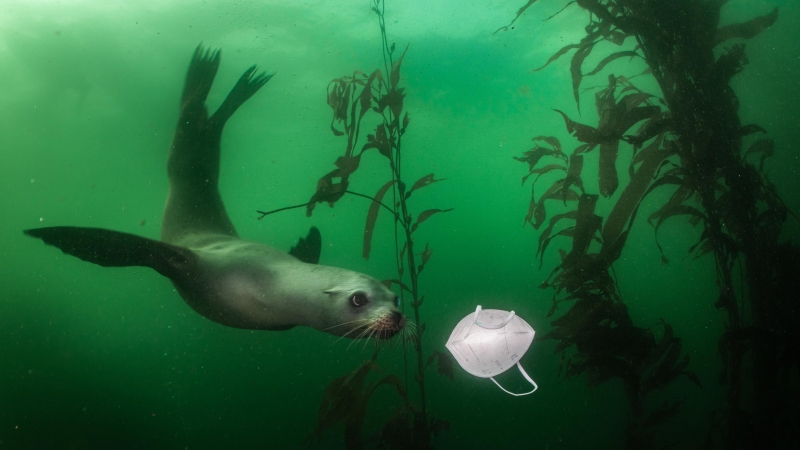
<box><xmin>304</xmin><ymin>1</ymin><xmax>452</xmax><ymax>447</ymax></box>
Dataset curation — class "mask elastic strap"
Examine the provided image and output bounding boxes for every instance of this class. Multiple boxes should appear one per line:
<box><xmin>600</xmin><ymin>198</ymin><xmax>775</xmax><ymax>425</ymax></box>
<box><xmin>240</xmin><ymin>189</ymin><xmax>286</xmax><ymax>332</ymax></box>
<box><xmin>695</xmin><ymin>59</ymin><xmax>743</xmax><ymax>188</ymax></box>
<box><xmin>489</xmin><ymin>362</ymin><xmax>538</xmax><ymax>397</ymax></box>
<box><xmin>473</xmin><ymin>305</ymin><xmax>516</xmax><ymax>329</ymax></box>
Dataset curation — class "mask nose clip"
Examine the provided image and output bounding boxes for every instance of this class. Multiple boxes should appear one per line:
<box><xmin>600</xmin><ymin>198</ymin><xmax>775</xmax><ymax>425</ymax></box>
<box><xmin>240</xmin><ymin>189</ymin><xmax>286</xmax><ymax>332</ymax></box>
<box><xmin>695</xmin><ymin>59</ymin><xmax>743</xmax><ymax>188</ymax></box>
<box><xmin>473</xmin><ymin>305</ymin><xmax>515</xmax><ymax>329</ymax></box>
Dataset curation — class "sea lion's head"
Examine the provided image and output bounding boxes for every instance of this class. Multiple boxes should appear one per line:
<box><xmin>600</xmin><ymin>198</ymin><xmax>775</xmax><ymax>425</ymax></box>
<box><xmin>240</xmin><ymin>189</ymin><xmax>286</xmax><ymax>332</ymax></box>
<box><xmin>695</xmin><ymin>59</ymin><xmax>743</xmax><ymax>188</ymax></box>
<box><xmin>320</xmin><ymin>271</ymin><xmax>406</xmax><ymax>340</ymax></box>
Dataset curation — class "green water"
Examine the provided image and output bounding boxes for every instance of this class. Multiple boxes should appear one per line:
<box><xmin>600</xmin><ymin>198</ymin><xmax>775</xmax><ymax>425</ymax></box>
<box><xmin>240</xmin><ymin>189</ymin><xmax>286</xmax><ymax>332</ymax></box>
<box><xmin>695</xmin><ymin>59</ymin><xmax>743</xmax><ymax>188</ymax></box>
<box><xmin>1</xmin><ymin>0</ymin><xmax>799</xmax><ymax>449</ymax></box>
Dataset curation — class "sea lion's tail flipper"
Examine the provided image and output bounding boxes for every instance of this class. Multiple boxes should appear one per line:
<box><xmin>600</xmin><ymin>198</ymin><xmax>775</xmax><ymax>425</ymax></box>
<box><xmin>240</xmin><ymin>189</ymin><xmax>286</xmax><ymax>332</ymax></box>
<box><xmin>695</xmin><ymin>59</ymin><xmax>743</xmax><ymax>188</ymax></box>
<box><xmin>24</xmin><ymin>227</ymin><xmax>195</xmax><ymax>280</ymax></box>
<box><xmin>288</xmin><ymin>227</ymin><xmax>321</xmax><ymax>265</ymax></box>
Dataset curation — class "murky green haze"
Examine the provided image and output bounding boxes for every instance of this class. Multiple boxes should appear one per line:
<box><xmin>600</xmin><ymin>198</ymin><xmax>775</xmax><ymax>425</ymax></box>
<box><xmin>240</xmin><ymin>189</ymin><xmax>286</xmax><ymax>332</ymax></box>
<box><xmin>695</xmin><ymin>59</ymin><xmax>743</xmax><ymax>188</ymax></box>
<box><xmin>1</xmin><ymin>0</ymin><xmax>798</xmax><ymax>449</ymax></box>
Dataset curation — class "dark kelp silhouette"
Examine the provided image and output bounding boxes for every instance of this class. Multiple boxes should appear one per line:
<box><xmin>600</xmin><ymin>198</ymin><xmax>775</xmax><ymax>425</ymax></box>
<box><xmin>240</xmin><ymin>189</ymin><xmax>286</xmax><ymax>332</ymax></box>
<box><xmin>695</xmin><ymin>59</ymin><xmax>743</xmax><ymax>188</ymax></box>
<box><xmin>303</xmin><ymin>1</ymin><xmax>452</xmax><ymax>448</ymax></box>
<box><xmin>502</xmin><ymin>1</ymin><xmax>797</xmax><ymax>449</ymax></box>
<box><xmin>517</xmin><ymin>81</ymin><xmax>700</xmax><ymax>449</ymax></box>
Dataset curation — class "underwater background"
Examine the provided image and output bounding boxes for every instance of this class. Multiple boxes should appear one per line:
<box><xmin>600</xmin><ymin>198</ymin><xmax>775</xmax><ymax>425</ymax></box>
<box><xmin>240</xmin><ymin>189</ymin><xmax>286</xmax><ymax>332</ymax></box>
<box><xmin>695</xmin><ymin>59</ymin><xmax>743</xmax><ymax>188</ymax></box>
<box><xmin>1</xmin><ymin>0</ymin><xmax>798</xmax><ymax>449</ymax></box>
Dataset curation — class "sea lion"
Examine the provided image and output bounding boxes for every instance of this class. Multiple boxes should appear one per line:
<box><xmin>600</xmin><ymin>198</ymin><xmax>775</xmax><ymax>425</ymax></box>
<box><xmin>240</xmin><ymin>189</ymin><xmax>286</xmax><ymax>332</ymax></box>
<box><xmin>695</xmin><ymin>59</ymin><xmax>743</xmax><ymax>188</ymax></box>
<box><xmin>24</xmin><ymin>45</ymin><xmax>405</xmax><ymax>340</ymax></box>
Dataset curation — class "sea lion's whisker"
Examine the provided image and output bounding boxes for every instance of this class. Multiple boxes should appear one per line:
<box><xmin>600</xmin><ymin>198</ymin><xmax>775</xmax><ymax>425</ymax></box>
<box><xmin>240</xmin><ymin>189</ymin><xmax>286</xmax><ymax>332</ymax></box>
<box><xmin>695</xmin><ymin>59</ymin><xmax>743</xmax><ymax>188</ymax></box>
<box><xmin>323</xmin><ymin>318</ymin><xmax>371</xmax><ymax>331</ymax></box>
<box><xmin>362</xmin><ymin>329</ymin><xmax>377</xmax><ymax>352</ymax></box>
<box><xmin>347</xmin><ymin>326</ymin><xmax>374</xmax><ymax>351</ymax></box>
<box><xmin>330</xmin><ymin>321</ymin><xmax>372</xmax><ymax>347</ymax></box>
<box><xmin>402</xmin><ymin>320</ymin><xmax>419</xmax><ymax>340</ymax></box>
<box><xmin>329</xmin><ymin>318</ymin><xmax>371</xmax><ymax>341</ymax></box>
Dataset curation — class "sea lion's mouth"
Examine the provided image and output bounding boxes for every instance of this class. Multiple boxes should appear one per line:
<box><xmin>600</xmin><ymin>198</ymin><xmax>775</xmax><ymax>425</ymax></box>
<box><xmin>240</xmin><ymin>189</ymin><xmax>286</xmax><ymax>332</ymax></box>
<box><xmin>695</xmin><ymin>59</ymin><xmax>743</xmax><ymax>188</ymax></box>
<box><xmin>369</xmin><ymin>312</ymin><xmax>406</xmax><ymax>339</ymax></box>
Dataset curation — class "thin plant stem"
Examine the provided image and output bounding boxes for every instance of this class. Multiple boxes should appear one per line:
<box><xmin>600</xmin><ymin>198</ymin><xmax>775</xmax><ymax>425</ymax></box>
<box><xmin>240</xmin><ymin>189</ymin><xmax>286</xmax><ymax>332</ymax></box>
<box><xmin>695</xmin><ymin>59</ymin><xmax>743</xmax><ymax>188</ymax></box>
<box><xmin>256</xmin><ymin>190</ymin><xmax>395</xmax><ymax>220</ymax></box>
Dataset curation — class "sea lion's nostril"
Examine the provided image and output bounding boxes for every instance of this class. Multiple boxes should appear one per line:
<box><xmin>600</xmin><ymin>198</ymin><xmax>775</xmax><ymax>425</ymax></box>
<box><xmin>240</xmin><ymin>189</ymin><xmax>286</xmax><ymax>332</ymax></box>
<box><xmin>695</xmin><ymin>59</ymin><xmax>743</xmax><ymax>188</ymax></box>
<box><xmin>391</xmin><ymin>311</ymin><xmax>405</xmax><ymax>329</ymax></box>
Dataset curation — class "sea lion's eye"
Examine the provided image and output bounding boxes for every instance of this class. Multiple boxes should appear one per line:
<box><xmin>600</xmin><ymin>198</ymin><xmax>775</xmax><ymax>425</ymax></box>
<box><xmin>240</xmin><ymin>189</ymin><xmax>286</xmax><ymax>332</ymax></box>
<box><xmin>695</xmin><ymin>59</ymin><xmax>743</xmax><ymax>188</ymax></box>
<box><xmin>350</xmin><ymin>293</ymin><xmax>369</xmax><ymax>307</ymax></box>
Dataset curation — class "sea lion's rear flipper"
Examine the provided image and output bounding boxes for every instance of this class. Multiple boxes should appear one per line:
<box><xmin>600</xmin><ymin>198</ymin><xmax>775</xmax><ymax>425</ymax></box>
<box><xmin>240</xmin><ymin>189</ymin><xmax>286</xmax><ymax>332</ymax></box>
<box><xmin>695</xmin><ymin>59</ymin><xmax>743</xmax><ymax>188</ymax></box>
<box><xmin>288</xmin><ymin>227</ymin><xmax>321</xmax><ymax>264</ymax></box>
<box><xmin>24</xmin><ymin>227</ymin><xmax>195</xmax><ymax>280</ymax></box>
<box><xmin>209</xmin><ymin>65</ymin><xmax>274</xmax><ymax>130</ymax></box>
<box><xmin>162</xmin><ymin>45</ymin><xmax>274</xmax><ymax>244</ymax></box>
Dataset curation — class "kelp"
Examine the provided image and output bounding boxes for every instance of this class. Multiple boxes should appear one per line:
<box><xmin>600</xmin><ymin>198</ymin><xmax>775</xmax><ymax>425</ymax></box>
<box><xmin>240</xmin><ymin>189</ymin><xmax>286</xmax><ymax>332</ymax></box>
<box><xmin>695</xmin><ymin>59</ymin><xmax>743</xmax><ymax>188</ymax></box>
<box><xmin>307</xmin><ymin>354</ymin><xmax>405</xmax><ymax>449</ymax></box>
<box><xmin>305</xmin><ymin>1</ymin><xmax>452</xmax><ymax>448</ymax></box>
<box><xmin>509</xmin><ymin>0</ymin><xmax>796</xmax><ymax>449</ymax></box>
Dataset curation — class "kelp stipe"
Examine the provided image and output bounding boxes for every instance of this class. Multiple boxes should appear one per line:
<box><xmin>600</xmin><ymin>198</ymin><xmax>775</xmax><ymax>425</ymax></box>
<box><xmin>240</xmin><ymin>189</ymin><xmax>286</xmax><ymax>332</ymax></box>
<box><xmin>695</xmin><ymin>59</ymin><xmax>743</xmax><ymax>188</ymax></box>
<box><xmin>501</xmin><ymin>1</ymin><xmax>797</xmax><ymax>449</ymax></box>
<box><xmin>303</xmin><ymin>1</ymin><xmax>452</xmax><ymax>448</ymax></box>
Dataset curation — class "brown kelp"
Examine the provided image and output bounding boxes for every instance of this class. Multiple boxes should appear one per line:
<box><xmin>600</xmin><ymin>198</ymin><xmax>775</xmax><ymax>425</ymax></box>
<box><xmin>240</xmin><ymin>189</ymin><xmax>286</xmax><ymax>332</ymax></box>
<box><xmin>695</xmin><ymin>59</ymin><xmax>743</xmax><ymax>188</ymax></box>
<box><xmin>515</xmin><ymin>75</ymin><xmax>700</xmax><ymax>449</ymax></box>
<box><xmin>502</xmin><ymin>0</ymin><xmax>797</xmax><ymax>449</ymax></box>
<box><xmin>303</xmin><ymin>1</ymin><xmax>452</xmax><ymax>448</ymax></box>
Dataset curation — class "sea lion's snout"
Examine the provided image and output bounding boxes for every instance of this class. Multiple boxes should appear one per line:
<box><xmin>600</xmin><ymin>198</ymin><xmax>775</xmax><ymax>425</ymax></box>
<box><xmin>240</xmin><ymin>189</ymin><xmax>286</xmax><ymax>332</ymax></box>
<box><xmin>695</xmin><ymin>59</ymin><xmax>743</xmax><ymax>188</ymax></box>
<box><xmin>371</xmin><ymin>310</ymin><xmax>406</xmax><ymax>339</ymax></box>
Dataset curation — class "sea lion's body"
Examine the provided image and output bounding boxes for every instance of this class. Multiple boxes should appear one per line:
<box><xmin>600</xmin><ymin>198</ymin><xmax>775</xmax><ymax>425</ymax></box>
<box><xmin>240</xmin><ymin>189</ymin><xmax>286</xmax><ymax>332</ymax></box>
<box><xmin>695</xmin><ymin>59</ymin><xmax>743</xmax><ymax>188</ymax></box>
<box><xmin>25</xmin><ymin>46</ymin><xmax>404</xmax><ymax>339</ymax></box>
<box><xmin>165</xmin><ymin>233</ymin><xmax>394</xmax><ymax>333</ymax></box>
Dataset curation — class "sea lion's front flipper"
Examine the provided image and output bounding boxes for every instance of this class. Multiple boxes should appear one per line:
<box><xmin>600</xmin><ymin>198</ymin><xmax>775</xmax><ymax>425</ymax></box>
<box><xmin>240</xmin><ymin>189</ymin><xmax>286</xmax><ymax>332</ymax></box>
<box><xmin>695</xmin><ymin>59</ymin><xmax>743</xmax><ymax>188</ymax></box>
<box><xmin>25</xmin><ymin>227</ymin><xmax>195</xmax><ymax>280</ymax></box>
<box><xmin>288</xmin><ymin>227</ymin><xmax>321</xmax><ymax>264</ymax></box>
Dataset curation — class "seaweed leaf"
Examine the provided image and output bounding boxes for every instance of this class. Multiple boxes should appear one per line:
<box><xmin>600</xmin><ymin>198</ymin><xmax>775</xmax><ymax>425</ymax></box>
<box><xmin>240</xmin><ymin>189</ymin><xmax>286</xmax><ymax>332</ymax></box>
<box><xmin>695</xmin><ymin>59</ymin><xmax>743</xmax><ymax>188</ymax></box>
<box><xmin>539</xmin><ymin>227</ymin><xmax>577</xmax><ymax>268</ymax></box>
<box><xmin>570</xmin><ymin>193</ymin><xmax>601</xmax><ymax>258</ymax></box>
<box><xmin>555</xmin><ymin>109</ymin><xmax>605</xmax><ymax>144</ymax></box>
<box><xmin>563</xmin><ymin>153</ymin><xmax>585</xmax><ymax>196</ymax></box>
<box><xmin>307</xmin><ymin>172</ymin><xmax>349</xmax><ymax>216</ymax></box>
<box><xmin>647</xmin><ymin>184</ymin><xmax>692</xmax><ymax>263</ymax></box>
<box><xmin>384</xmin><ymin>279</ymin><xmax>412</xmax><ymax>293</ymax></box>
<box><xmin>410</xmin><ymin>208</ymin><xmax>454</xmax><ymax>233</ymax></box>
<box><xmin>400</xmin><ymin>111</ymin><xmax>410</xmax><ymax>135</ymax></box>
<box><xmin>623</xmin><ymin>92</ymin><xmax>654</xmax><ymax>110</ymax></box>
<box><xmin>653</xmin><ymin>205</ymin><xmax>706</xmax><ymax>235</ymax></box>
<box><xmin>692</xmin><ymin>240</ymin><xmax>715</xmax><ymax>260</ymax></box>
<box><xmin>417</xmin><ymin>243</ymin><xmax>432</xmax><ymax>275</ymax></box>
<box><xmin>363</xmin><ymin>180</ymin><xmax>397</xmax><ymax>260</ymax></box>
<box><xmin>643</xmin><ymin>401</ymin><xmax>682</xmax><ymax>428</ymax></box>
<box><xmin>533</xmin><ymin>135</ymin><xmax>563</xmax><ymax>153</ymax></box>
<box><xmin>532</xmin><ymin>24</ymin><xmax>605</xmax><ymax>73</ymax></box>
<box><xmin>715</xmin><ymin>7</ymin><xmax>779</xmax><ymax>46</ymax></box>
<box><xmin>601</xmin><ymin>148</ymin><xmax>672</xmax><ymax>260</ymax></box>
<box><xmin>533</xmin><ymin>41</ymin><xmax>585</xmax><ymax>72</ymax></box>
<box><xmin>522</xmin><ymin>163</ymin><xmax>567</xmax><ymax>186</ymax></box>
<box><xmin>605</xmin><ymin>30</ymin><xmax>628</xmax><ymax>46</ymax></box>
<box><xmin>390</xmin><ymin>43</ymin><xmax>410</xmax><ymax>89</ymax></box>
<box><xmin>740</xmin><ymin>124</ymin><xmax>767</xmax><ymax>136</ymax></box>
<box><xmin>359</xmin><ymin>70</ymin><xmax>379</xmax><ymax>120</ymax></box>
<box><xmin>377</xmin><ymin>88</ymin><xmax>406</xmax><ymax>119</ymax></box>
<box><xmin>527</xmin><ymin>179</ymin><xmax>581</xmax><ymax>229</ymax></box>
<box><xmin>369</xmin><ymin>374</ymin><xmax>406</xmax><ymax>398</ymax></box>
<box><xmin>514</xmin><ymin>146</ymin><xmax>566</xmax><ymax>174</ymax></box>
<box><xmin>629</xmin><ymin>133</ymin><xmax>666</xmax><ymax>177</ymax></box>
<box><xmin>584</xmin><ymin>50</ymin><xmax>640</xmax><ymax>77</ymax></box>
<box><xmin>333</xmin><ymin>155</ymin><xmax>361</xmax><ymax>178</ymax></box>
<box><xmin>494</xmin><ymin>0</ymin><xmax>539</xmax><ymax>34</ymax></box>
<box><xmin>327</xmin><ymin>78</ymin><xmax>352</xmax><ymax>131</ymax></box>
<box><xmin>425</xmin><ymin>350</ymin><xmax>454</xmax><ymax>381</ymax></box>
<box><xmin>308</xmin><ymin>357</ymin><xmax>378</xmax><ymax>444</ymax></box>
<box><xmin>365</xmin><ymin>123</ymin><xmax>392</xmax><ymax>158</ymax></box>
<box><xmin>571</xmin><ymin>42</ymin><xmax>598</xmax><ymax>111</ymax></box>
<box><xmin>627</xmin><ymin>116</ymin><xmax>669</xmax><ymax>151</ymax></box>
<box><xmin>430</xmin><ymin>417</ymin><xmax>451</xmax><ymax>437</ymax></box>
<box><xmin>406</xmin><ymin>173</ymin><xmax>446</xmax><ymax>199</ymax></box>
<box><xmin>599</xmin><ymin>141</ymin><xmax>620</xmax><ymax>197</ymax></box>
<box><xmin>744</xmin><ymin>138</ymin><xmax>774</xmax><ymax>172</ymax></box>
<box><xmin>538</xmin><ymin>210</ymin><xmax>578</xmax><ymax>257</ymax></box>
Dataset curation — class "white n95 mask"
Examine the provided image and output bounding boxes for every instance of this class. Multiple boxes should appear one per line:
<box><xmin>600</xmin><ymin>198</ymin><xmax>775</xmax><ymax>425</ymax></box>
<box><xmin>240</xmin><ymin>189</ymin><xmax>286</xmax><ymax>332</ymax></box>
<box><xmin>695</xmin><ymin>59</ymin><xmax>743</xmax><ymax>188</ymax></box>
<box><xmin>445</xmin><ymin>305</ymin><xmax>538</xmax><ymax>396</ymax></box>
